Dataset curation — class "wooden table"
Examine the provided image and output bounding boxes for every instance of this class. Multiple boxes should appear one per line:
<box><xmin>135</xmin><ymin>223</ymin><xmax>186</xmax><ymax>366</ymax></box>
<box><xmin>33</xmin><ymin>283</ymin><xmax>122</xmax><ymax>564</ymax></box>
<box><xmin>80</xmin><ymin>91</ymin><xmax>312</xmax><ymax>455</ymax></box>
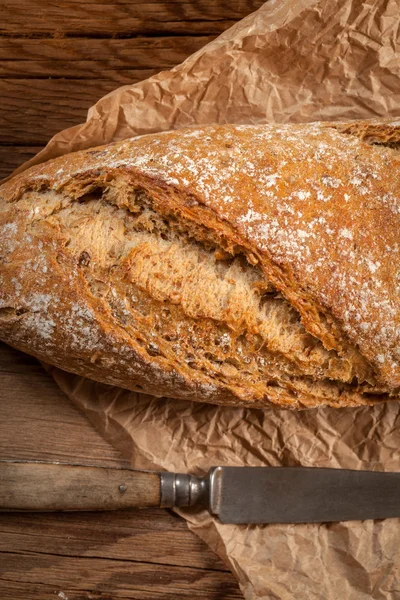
<box><xmin>0</xmin><ymin>343</ymin><xmax>243</xmax><ymax>599</ymax></box>
<box><xmin>0</xmin><ymin>2</ymin><xmax>264</xmax><ymax>597</ymax></box>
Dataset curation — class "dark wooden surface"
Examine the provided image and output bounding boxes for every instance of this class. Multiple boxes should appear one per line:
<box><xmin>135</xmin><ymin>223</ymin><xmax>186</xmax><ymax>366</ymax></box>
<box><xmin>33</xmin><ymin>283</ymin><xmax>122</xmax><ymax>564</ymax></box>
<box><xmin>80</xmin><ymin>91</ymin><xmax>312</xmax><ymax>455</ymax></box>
<box><xmin>0</xmin><ymin>0</ymin><xmax>264</xmax><ymax>170</ymax></box>
<box><xmin>0</xmin><ymin>343</ymin><xmax>242</xmax><ymax>599</ymax></box>
<box><xmin>0</xmin><ymin>1</ymin><xmax>265</xmax><ymax>597</ymax></box>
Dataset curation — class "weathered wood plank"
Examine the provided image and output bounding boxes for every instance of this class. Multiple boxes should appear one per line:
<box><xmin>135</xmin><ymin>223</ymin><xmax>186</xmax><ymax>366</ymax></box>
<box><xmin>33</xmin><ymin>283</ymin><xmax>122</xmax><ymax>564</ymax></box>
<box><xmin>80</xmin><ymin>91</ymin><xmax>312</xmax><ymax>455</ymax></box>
<box><xmin>0</xmin><ymin>378</ymin><xmax>128</xmax><ymax>465</ymax></box>
<box><xmin>0</xmin><ymin>553</ymin><xmax>241</xmax><ymax>599</ymax></box>
<box><xmin>0</xmin><ymin>343</ymin><xmax>130</xmax><ymax>466</ymax></box>
<box><xmin>0</xmin><ymin>36</ymin><xmax>210</xmax><ymax>163</ymax></box>
<box><xmin>0</xmin><ymin>566</ymin><xmax>242</xmax><ymax>600</ymax></box>
<box><xmin>0</xmin><ymin>78</ymin><xmax>122</xmax><ymax>144</ymax></box>
<box><xmin>1</xmin><ymin>0</ymin><xmax>264</xmax><ymax>37</ymax></box>
<box><xmin>0</xmin><ymin>37</ymin><xmax>213</xmax><ymax>79</ymax></box>
<box><xmin>0</xmin><ymin>343</ymin><xmax>240</xmax><ymax>599</ymax></box>
<box><xmin>0</xmin><ymin>146</ymin><xmax>41</xmax><ymax>181</ymax></box>
<box><xmin>0</xmin><ymin>510</ymin><xmax>226</xmax><ymax>571</ymax></box>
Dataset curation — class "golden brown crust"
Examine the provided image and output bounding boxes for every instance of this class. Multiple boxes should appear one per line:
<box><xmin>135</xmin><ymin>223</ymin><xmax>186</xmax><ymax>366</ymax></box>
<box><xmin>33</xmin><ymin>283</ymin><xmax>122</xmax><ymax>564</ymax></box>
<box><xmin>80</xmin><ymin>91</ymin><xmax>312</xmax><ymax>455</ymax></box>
<box><xmin>1</xmin><ymin>120</ymin><xmax>400</xmax><ymax>408</ymax></box>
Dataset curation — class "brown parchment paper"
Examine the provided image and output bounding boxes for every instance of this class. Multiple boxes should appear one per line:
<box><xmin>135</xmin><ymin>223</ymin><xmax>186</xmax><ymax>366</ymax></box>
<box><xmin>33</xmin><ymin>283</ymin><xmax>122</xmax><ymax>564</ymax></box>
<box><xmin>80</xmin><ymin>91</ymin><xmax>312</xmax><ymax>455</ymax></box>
<box><xmin>13</xmin><ymin>0</ymin><xmax>400</xmax><ymax>597</ymax></box>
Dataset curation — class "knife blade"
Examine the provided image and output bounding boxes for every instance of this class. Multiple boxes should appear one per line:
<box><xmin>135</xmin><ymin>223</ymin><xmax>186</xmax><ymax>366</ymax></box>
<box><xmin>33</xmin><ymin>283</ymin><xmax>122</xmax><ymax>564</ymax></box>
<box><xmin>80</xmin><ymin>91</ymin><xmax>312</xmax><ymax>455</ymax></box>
<box><xmin>1</xmin><ymin>462</ymin><xmax>399</xmax><ymax>524</ymax></box>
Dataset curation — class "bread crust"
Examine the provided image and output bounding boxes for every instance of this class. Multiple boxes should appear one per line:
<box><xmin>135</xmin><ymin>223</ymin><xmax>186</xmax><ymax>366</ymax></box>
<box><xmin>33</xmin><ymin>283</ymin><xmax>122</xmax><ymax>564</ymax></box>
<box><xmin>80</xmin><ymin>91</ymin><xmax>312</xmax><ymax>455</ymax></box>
<box><xmin>1</xmin><ymin>120</ymin><xmax>400</xmax><ymax>408</ymax></box>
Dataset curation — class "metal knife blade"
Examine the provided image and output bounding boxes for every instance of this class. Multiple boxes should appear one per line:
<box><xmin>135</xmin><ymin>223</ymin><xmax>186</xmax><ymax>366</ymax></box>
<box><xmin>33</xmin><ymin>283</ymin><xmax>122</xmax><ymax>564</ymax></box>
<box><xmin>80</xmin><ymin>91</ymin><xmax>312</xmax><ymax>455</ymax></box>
<box><xmin>204</xmin><ymin>467</ymin><xmax>400</xmax><ymax>524</ymax></box>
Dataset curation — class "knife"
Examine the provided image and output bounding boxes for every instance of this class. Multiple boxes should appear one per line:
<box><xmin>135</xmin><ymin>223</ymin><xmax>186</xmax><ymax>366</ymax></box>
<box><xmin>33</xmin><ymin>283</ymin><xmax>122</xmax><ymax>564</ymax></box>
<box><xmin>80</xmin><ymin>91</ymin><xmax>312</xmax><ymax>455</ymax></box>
<box><xmin>1</xmin><ymin>462</ymin><xmax>399</xmax><ymax>524</ymax></box>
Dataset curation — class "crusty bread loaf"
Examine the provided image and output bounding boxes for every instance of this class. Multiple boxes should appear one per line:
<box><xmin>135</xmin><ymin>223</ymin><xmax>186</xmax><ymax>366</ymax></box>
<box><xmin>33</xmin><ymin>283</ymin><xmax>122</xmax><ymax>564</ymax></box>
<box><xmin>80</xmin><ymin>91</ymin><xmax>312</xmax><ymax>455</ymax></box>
<box><xmin>1</xmin><ymin>120</ymin><xmax>400</xmax><ymax>409</ymax></box>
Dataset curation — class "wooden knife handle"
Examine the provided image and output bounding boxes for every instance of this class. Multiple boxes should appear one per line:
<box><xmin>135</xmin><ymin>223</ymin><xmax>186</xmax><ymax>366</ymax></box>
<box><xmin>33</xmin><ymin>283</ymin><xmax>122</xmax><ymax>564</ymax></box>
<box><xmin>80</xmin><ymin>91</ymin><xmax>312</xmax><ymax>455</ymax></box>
<box><xmin>0</xmin><ymin>463</ymin><xmax>161</xmax><ymax>511</ymax></box>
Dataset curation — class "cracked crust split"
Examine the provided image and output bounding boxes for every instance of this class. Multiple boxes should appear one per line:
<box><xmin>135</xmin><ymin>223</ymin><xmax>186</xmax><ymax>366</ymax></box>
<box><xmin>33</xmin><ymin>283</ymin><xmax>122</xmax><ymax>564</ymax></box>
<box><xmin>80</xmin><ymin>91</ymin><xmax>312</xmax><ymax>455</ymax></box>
<box><xmin>1</xmin><ymin>120</ymin><xmax>400</xmax><ymax>408</ymax></box>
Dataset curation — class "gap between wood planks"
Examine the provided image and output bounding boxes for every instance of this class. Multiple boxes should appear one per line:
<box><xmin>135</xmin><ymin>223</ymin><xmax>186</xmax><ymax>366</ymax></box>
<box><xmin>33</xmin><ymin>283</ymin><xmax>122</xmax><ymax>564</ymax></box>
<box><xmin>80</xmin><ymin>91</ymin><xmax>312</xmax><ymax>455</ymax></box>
<box><xmin>0</xmin><ymin>582</ymin><xmax>242</xmax><ymax>600</ymax></box>
<box><xmin>0</xmin><ymin>35</ymin><xmax>209</xmax><ymax>152</ymax></box>
<box><xmin>0</xmin><ymin>548</ymin><xmax>228</xmax><ymax>573</ymax></box>
<box><xmin>0</xmin><ymin>36</ymin><xmax>214</xmax><ymax>78</ymax></box>
<box><xmin>1</xmin><ymin>0</ymin><xmax>265</xmax><ymax>37</ymax></box>
<box><xmin>0</xmin><ymin>578</ymin><xmax>242</xmax><ymax>600</ymax></box>
<box><xmin>0</xmin><ymin>26</ymin><xmax>235</xmax><ymax>40</ymax></box>
<box><xmin>0</xmin><ymin>343</ymin><xmax>240</xmax><ymax>597</ymax></box>
<box><xmin>0</xmin><ymin>545</ymin><xmax>242</xmax><ymax>599</ymax></box>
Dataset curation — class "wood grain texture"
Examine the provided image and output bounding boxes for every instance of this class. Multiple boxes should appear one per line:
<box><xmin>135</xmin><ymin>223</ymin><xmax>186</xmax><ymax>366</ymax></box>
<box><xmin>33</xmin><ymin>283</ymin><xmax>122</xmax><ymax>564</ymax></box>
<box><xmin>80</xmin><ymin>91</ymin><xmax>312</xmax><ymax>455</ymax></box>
<box><xmin>0</xmin><ymin>509</ymin><xmax>225</xmax><ymax>571</ymax></box>
<box><xmin>1</xmin><ymin>555</ymin><xmax>240</xmax><ymax>600</ymax></box>
<box><xmin>0</xmin><ymin>345</ymin><xmax>131</xmax><ymax>466</ymax></box>
<box><xmin>0</xmin><ymin>463</ymin><xmax>161</xmax><ymax>511</ymax></box>
<box><xmin>0</xmin><ymin>343</ymin><xmax>242</xmax><ymax>599</ymax></box>
<box><xmin>0</xmin><ymin>37</ymin><xmax>213</xmax><ymax>79</ymax></box>
<box><xmin>0</xmin><ymin>35</ymin><xmax>210</xmax><ymax>172</ymax></box>
<box><xmin>0</xmin><ymin>78</ymin><xmax>129</xmax><ymax>145</ymax></box>
<box><xmin>0</xmin><ymin>146</ymin><xmax>42</xmax><ymax>181</ymax></box>
<box><xmin>0</xmin><ymin>565</ymin><xmax>241</xmax><ymax>600</ymax></box>
<box><xmin>0</xmin><ymin>1</ymin><xmax>263</xmax><ymax>176</ymax></box>
<box><xmin>0</xmin><ymin>580</ymin><xmax>239</xmax><ymax>600</ymax></box>
<box><xmin>1</xmin><ymin>0</ymin><xmax>265</xmax><ymax>37</ymax></box>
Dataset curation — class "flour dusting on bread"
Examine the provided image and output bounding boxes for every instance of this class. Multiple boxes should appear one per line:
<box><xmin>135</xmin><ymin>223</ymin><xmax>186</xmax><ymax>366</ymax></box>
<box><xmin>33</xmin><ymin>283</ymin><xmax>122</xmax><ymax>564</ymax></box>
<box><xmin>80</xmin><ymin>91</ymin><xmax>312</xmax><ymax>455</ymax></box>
<box><xmin>1</xmin><ymin>121</ymin><xmax>399</xmax><ymax>408</ymax></box>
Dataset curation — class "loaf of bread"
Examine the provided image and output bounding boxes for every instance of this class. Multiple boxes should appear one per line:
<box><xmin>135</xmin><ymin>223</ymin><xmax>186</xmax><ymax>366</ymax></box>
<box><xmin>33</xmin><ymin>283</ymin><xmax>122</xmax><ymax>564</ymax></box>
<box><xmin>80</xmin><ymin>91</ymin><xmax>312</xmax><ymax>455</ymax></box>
<box><xmin>1</xmin><ymin>120</ymin><xmax>400</xmax><ymax>409</ymax></box>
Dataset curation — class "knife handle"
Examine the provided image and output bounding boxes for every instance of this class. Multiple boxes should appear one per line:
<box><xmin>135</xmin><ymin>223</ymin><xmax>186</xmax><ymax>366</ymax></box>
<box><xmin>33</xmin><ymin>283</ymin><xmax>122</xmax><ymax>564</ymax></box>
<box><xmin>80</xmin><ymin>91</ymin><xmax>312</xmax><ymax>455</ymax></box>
<box><xmin>0</xmin><ymin>462</ymin><xmax>161</xmax><ymax>511</ymax></box>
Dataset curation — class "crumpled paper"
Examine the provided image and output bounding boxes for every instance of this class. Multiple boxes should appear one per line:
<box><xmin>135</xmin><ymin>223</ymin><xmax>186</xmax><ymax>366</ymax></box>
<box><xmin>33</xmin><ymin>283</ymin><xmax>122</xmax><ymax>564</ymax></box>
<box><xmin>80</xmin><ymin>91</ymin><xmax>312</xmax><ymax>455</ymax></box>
<box><xmin>12</xmin><ymin>0</ymin><xmax>400</xmax><ymax>597</ymax></box>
